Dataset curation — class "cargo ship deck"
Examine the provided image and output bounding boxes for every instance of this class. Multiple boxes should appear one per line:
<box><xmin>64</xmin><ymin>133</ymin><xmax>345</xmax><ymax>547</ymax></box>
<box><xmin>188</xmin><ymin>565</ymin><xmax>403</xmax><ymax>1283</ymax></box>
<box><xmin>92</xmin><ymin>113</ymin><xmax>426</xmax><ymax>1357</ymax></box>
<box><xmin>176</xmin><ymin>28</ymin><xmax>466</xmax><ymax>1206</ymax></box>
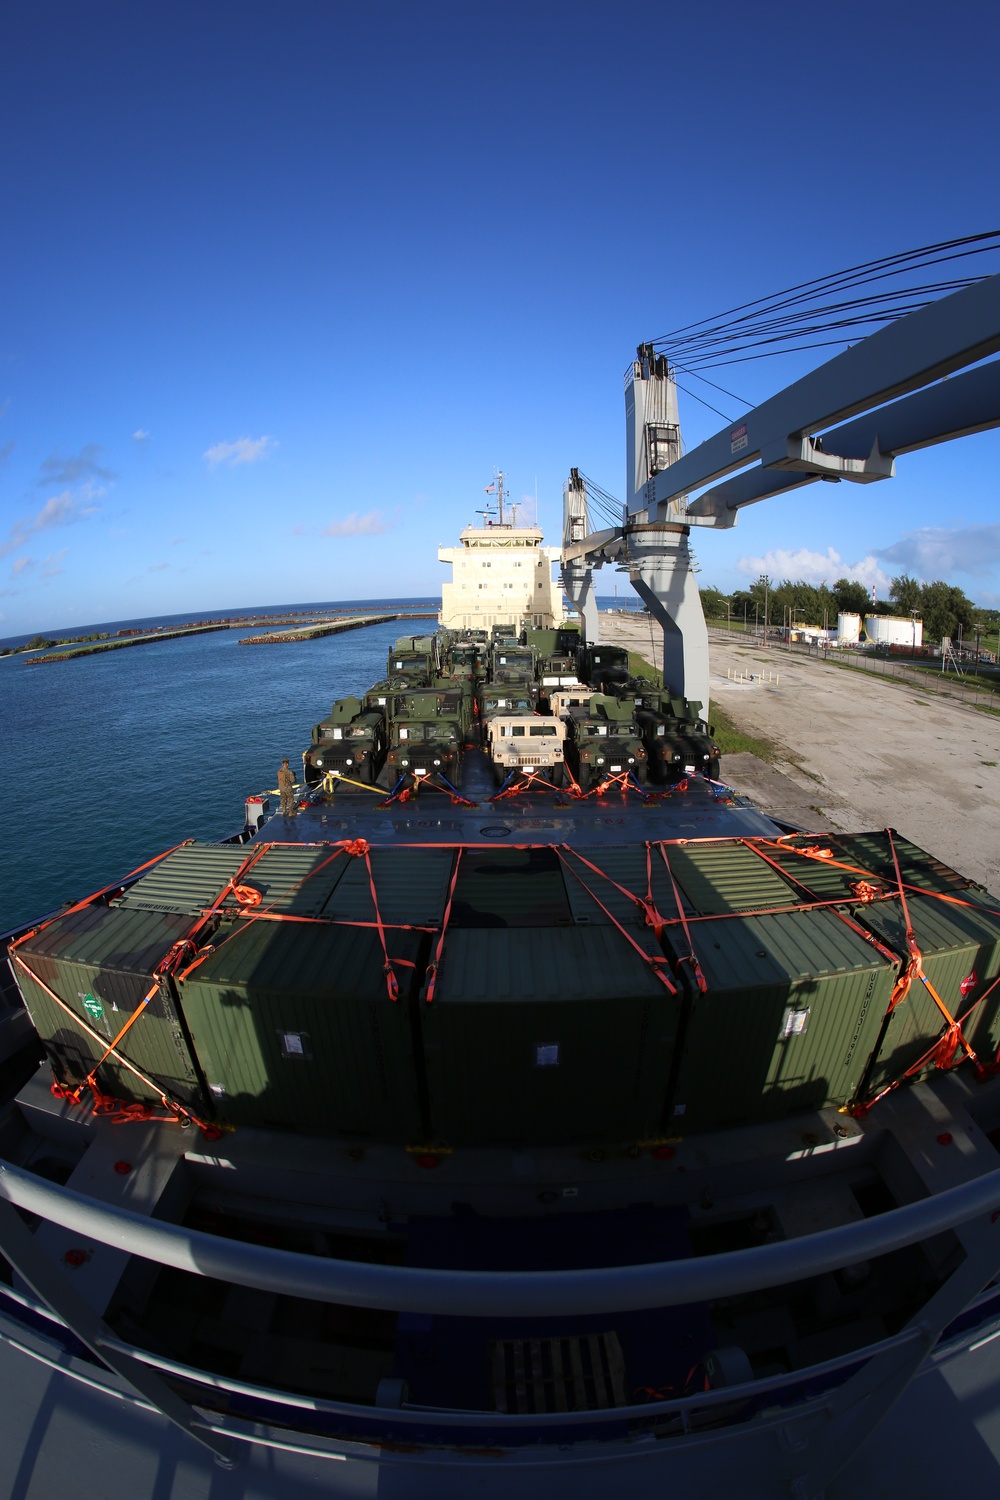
<box><xmin>5</xmin><ymin>756</ymin><xmax>1000</xmax><ymax>1496</ymax></box>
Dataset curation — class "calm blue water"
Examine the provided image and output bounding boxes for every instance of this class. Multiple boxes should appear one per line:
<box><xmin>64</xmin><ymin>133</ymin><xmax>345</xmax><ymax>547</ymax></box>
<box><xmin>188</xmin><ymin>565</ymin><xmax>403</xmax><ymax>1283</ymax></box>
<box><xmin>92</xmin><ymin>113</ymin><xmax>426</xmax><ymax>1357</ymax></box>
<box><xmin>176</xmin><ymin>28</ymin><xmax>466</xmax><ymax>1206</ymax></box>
<box><xmin>0</xmin><ymin>603</ymin><xmax>437</xmax><ymax>933</ymax></box>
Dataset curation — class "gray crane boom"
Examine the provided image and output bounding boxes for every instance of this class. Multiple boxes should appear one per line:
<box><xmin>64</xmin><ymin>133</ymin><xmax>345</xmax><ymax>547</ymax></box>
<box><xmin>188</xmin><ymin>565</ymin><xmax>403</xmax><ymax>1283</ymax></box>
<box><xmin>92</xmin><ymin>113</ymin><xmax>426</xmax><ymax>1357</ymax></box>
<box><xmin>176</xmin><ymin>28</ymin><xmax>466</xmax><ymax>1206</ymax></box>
<box><xmin>560</xmin><ymin>271</ymin><xmax>1000</xmax><ymax>713</ymax></box>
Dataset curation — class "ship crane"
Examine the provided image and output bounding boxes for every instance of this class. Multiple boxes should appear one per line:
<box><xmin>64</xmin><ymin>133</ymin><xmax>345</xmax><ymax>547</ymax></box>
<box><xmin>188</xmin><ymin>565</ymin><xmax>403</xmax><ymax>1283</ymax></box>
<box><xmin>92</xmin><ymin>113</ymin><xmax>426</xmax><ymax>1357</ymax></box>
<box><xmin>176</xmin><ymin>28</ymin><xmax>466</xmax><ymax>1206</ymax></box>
<box><xmin>562</xmin><ymin>269</ymin><xmax>1000</xmax><ymax>716</ymax></box>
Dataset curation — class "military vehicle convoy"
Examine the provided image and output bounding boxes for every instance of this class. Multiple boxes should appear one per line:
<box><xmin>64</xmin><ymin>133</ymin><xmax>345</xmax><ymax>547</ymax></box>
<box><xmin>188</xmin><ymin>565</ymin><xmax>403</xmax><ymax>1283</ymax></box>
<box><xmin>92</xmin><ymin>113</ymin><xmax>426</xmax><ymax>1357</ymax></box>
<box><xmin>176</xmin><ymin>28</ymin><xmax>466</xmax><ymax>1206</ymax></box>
<box><xmin>301</xmin><ymin>624</ymin><xmax>716</xmax><ymax>795</ymax></box>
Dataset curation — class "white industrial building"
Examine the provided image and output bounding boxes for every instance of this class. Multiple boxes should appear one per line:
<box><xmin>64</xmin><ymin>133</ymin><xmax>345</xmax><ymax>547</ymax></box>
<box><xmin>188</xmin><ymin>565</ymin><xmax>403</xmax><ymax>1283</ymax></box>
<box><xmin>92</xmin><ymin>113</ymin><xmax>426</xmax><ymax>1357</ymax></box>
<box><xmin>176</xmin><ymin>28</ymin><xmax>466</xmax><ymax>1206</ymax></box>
<box><xmin>865</xmin><ymin>613</ymin><xmax>923</xmax><ymax>646</ymax></box>
<box><xmin>835</xmin><ymin>611</ymin><xmax>923</xmax><ymax>647</ymax></box>
<box><xmin>439</xmin><ymin>523</ymin><xmax>562</xmax><ymax>632</ymax></box>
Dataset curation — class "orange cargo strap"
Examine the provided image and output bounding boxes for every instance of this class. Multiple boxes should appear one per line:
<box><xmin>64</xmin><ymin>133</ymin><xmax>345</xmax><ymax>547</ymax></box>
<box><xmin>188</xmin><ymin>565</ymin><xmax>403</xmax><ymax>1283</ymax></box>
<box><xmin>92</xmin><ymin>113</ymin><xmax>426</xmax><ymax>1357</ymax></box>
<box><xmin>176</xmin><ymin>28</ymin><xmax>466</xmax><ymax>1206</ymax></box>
<box><xmin>768</xmin><ymin>834</ymin><xmax>989</xmax><ymax>916</ymax></box>
<box><xmin>423</xmin><ymin>848</ymin><xmax>463</xmax><ymax>1003</ymax></box>
<box><xmin>346</xmin><ymin>837</ymin><xmax>416</xmax><ymax>1001</ymax></box>
<box><xmin>11</xmin><ymin>952</ymin><xmax>217</xmax><ymax>1133</ymax></box>
<box><xmin>231</xmin><ymin>884</ymin><xmax>263</xmax><ymax>906</ymax></box>
<box><xmin>656</xmin><ymin>844</ymin><xmax>708</xmax><ymax>993</ymax></box>
<box><xmin>886</xmin><ymin>829</ymin><xmax>982</xmax><ymax>1073</ymax></box>
<box><xmin>854</xmin><ymin>973</ymin><xmax>1000</xmax><ymax>1116</ymax></box>
<box><xmin>490</xmin><ymin>768</ymin><xmax>566</xmax><ymax>802</ymax></box>
<box><xmin>561</xmin><ymin>843</ymin><xmax>668</xmax><ymax>938</ymax></box>
<box><xmin>555</xmin><ymin>846</ymin><xmax>677</xmax><ymax>993</ymax></box>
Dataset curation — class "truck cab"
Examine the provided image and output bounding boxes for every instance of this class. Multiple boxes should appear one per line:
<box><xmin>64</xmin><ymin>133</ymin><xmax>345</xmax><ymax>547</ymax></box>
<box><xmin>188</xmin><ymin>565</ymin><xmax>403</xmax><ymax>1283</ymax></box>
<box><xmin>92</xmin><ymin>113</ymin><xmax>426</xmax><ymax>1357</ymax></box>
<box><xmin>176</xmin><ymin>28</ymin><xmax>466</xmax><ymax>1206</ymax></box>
<box><xmin>304</xmin><ymin>695</ymin><xmax>386</xmax><ymax>786</ymax></box>
<box><xmin>548</xmin><ymin>684</ymin><xmax>594</xmax><ymax>719</ymax></box>
<box><xmin>490</xmin><ymin>644</ymin><xmax>536</xmax><ymax>685</ymax></box>
<box><xmin>536</xmin><ymin>653</ymin><xmax>579</xmax><ymax>688</ymax></box>
<box><xmin>385</xmin><ymin>648</ymin><xmax>434</xmax><ymax>685</ymax></box>
<box><xmin>579</xmin><ymin>643</ymin><xmax>631</xmax><ymax>692</ymax></box>
<box><xmin>391</xmin><ymin>684</ymin><xmax>472</xmax><ymax>738</ymax></box>
<box><xmin>445</xmin><ymin>640</ymin><xmax>485</xmax><ymax>689</ymax></box>
<box><xmin>478</xmin><ymin>684</ymin><xmax>537</xmax><ymax>744</ymax></box>
<box><xmin>383</xmin><ymin>692</ymin><xmax>464</xmax><ymax>784</ymax></box>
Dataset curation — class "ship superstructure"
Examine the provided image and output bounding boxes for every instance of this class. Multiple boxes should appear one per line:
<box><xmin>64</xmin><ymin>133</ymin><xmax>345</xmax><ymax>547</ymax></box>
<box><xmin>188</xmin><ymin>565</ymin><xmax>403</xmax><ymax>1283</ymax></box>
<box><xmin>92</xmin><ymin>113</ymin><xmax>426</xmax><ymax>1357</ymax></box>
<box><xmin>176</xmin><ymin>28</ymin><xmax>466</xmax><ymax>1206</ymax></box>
<box><xmin>438</xmin><ymin>471</ymin><xmax>561</xmax><ymax>632</ymax></box>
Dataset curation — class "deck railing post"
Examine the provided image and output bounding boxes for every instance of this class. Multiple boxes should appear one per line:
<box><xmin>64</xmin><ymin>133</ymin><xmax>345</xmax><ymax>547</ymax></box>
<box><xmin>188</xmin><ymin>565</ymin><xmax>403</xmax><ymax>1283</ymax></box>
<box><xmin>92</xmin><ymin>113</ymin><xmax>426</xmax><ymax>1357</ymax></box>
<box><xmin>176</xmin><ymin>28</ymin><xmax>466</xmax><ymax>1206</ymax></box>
<box><xmin>0</xmin><ymin>1201</ymin><xmax>237</xmax><ymax>1469</ymax></box>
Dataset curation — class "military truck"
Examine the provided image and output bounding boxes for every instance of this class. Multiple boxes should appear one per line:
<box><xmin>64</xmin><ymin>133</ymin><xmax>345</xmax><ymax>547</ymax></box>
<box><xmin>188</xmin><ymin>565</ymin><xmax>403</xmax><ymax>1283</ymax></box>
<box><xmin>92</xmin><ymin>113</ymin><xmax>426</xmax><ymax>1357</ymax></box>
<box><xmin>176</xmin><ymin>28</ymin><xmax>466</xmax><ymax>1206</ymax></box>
<box><xmin>391</xmin><ymin>683</ymin><xmax>472</xmax><ymax>739</ymax></box>
<box><xmin>564</xmin><ymin>693</ymin><xmax>648</xmax><ymax>792</ymax></box>
<box><xmin>478</xmin><ymin>684</ymin><xmax>537</xmax><ymax>745</ymax></box>
<box><xmin>490</xmin><ymin>643</ymin><xmax>536</xmax><ymax>686</ymax></box>
<box><xmin>486</xmin><ymin>713</ymin><xmax>568</xmax><ymax>787</ymax></box>
<box><xmin>303</xmin><ymin>695</ymin><xmax>386</xmax><ymax>786</ymax></box>
<box><xmin>445</xmin><ymin>640</ymin><xmax>485</xmax><ymax>689</ymax></box>
<box><xmin>536</xmin><ymin>652</ymin><xmax>579</xmax><ymax>687</ymax></box>
<box><xmin>578</xmin><ymin>643</ymin><xmax>631</xmax><ymax>692</ymax></box>
<box><xmin>548</xmin><ymin>684</ymin><xmax>594</xmax><ymax>718</ymax></box>
<box><xmin>382</xmin><ymin>692</ymin><xmax>465</xmax><ymax>786</ymax></box>
<box><xmin>385</xmin><ymin>645</ymin><xmax>435</xmax><ymax>685</ymax></box>
<box><xmin>628</xmin><ymin>687</ymin><xmax>721</xmax><ymax>781</ymax></box>
<box><xmin>363</xmin><ymin>676</ymin><xmax>413</xmax><ymax>713</ymax></box>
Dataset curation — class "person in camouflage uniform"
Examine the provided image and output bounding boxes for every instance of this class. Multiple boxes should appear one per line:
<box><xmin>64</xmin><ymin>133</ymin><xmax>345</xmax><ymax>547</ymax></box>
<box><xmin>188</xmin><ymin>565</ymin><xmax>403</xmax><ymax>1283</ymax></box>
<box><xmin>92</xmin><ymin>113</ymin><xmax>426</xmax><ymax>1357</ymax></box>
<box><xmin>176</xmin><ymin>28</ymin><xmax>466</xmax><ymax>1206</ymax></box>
<box><xmin>278</xmin><ymin>758</ymin><xmax>297</xmax><ymax>816</ymax></box>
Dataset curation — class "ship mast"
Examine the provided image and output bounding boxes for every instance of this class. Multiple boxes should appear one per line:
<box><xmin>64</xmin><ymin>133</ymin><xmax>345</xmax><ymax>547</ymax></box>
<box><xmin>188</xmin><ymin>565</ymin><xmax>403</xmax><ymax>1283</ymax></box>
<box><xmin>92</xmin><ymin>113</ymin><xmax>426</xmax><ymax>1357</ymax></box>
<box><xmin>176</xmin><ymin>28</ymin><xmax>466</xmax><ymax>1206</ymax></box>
<box><xmin>480</xmin><ymin>467</ymin><xmax>518</xmax><ymax>528</ymax></box>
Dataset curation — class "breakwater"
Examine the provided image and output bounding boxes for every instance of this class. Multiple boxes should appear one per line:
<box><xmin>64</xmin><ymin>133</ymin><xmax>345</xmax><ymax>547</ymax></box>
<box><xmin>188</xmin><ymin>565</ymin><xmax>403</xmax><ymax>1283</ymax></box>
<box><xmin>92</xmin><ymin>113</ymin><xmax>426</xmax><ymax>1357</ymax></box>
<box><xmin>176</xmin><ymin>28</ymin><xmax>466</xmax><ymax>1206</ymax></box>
<box><xmin>28</xmin><ymin>623</ymin><xmax>231</xmax><ymax>663</ymax></box>
<box><xmin>239</xmin><ymin>610</ymin><xmax>437</xmax><ymax>644</ymax></box>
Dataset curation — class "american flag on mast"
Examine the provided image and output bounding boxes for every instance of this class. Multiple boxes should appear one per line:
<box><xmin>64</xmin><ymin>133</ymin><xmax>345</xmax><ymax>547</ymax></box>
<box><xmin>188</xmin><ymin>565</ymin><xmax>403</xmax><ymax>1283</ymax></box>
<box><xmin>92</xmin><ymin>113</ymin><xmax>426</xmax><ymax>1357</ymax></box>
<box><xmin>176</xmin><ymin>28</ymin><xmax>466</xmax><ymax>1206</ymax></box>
<box><xmin>484</xmin><ymin>483</ymin><xmax>495</xmax><ymax>493</ymax></box>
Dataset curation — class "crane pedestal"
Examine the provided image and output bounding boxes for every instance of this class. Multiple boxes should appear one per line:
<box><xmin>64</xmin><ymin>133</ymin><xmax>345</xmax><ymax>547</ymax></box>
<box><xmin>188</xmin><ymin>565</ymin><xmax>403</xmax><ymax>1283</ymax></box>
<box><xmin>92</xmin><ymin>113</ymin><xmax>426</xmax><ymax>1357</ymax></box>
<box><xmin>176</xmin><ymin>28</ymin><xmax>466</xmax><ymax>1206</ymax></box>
<box><xmin>625</xmin><ymin>525</ymin><xmax>710</xmax><ymax>714</ymax></box>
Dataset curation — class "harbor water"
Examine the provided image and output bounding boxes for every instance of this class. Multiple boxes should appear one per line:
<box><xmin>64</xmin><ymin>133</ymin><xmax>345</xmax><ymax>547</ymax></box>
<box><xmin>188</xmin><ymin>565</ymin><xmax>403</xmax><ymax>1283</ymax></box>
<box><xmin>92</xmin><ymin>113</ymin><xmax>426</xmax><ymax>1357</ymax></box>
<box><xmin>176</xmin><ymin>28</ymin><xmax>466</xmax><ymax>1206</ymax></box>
<box><xmin>0</xmin><ymin>602</ymin><xmax>436</xmax><ymax>934</ymax></box>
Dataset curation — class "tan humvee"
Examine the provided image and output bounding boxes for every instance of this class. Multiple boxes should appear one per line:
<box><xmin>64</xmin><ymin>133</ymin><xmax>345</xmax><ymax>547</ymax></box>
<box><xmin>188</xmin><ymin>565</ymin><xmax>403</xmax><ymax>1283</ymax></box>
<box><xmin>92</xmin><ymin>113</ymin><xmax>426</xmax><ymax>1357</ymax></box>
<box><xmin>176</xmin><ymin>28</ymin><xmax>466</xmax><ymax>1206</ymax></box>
<box><xmin>487</xmin><ymin>714</ymin><xmax>568</xmax><ymax>785</ymax></box>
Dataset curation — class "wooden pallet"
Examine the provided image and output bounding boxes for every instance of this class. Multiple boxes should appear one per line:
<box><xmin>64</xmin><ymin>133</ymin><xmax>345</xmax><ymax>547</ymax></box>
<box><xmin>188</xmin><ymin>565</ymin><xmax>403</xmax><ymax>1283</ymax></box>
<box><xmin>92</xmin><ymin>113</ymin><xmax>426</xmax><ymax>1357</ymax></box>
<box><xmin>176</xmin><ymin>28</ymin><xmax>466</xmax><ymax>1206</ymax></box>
<box><xmin>490</xmin><ymin>1332</ymin><xmax>627</xmax><ymax>1414</ymax></box>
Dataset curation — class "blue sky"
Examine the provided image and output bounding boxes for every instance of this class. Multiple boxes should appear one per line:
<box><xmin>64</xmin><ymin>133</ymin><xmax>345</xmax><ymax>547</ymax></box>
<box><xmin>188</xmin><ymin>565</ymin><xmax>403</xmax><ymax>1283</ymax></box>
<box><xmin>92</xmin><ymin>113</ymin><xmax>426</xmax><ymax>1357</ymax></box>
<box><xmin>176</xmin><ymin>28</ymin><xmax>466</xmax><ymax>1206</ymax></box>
<box><xmin>1</xmin><ymin>0</ymin><xmax>999</xmax><ymax>634</ymax></box>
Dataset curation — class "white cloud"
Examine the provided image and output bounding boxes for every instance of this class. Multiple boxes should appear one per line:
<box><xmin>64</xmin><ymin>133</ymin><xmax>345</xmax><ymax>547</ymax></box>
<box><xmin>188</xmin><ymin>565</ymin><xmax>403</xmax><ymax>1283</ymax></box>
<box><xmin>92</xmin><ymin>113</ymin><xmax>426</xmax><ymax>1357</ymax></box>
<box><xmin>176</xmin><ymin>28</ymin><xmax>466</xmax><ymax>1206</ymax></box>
<box><xmin>735</xmin><ymin>546</ymin><xmax>891</xmax><ymax>592</ymax></box>
<box><xmin>133</xmin><ymin>429</ymin><xmax>151</xmax><ymax>442</ymax></box>
<box><xmin>0</xmin><ymin>490</ymin><xmax>101</xmax><ymax>559</ymax></box>
<box><xmin>204</xmin><ymin>435</ymin><xmax>275</xmax><ymax>469</ymax></box>
<box><xmin>874</xmin><ymin>523</ymin><xmax>1000</xmax><ymax>581</ymax></box>
<box><xmin>41</xmin><ymin>550</ymin><xmax>66</xmax><ymax>579</ymax></box>
<box><xmin>148</xmin><ymin>562</ymin><xmax>170</xmax><ymax>573</ymax></box>
<box><xmin>10</xmin><ymin>555</ymin><xmax>34</xmax><ymax>576</ymax></box>
<box><xmin>323</xmin><ymin>511</ymin><xmax>388</xmax><ymax>537</ymax></box>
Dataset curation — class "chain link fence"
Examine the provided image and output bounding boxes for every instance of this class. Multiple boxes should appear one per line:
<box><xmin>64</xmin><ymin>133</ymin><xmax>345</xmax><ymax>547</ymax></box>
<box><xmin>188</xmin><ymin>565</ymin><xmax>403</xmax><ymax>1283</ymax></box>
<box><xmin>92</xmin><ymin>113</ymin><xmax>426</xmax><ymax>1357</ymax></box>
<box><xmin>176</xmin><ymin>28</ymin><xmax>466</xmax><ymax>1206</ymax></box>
<box><xmin>708</xmin><ymin>625</ymin><xmax>1000</xmax><ymax>715</ymax></box>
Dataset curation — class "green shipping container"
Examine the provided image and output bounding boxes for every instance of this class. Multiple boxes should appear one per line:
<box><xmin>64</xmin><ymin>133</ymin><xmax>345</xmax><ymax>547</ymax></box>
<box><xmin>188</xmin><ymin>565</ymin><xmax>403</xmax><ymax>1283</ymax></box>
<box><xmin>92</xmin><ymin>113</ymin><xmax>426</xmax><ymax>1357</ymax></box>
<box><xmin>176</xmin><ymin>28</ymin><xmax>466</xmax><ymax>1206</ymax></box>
<box><xmin>116</xmin><ymin>842</ymin><xmax>352</xmax><ymax>917</ymax></box>
<box><xmin>855</xmin><ymin>892</ymin><xmax>1000</xmax><ymax>1095</ymax></box>
<box><xmin>665</xmin><ymin>841</ymin><xmax>799</xmax><ymax>915</ymax></box>
<box><xmin>13</xmin><ymin>905</ymin><xmax>206</xmax><ymax>1109</ymax></box>
<box><xmin>177</xmin><ymin>919</ymin><xmax>425</xmax><ymax>1139</ymax></box>
<box><xmin>766</xmin><ymin>832</ymin><xmax>975</xmax><ymax>904</ymax></box>
<box><xmin>422</xmin><ymin>927</ymin><xmax>678</xmax><ymax>1147</ymax></box>
<box><xmin>666</xmin><ymin>907</ymin><xmax>897</xmax><ymax>1133</ymax></box>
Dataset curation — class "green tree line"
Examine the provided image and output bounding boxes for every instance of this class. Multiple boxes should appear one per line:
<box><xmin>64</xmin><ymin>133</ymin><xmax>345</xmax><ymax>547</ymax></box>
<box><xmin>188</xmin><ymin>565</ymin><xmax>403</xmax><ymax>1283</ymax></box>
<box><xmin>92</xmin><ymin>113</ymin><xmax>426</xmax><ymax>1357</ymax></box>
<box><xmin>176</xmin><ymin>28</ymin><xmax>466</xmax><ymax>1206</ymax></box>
<box><xmin>700</xmin><ymin>575</ymin><xmax>998</xmax><ymax>646</ymax></box>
